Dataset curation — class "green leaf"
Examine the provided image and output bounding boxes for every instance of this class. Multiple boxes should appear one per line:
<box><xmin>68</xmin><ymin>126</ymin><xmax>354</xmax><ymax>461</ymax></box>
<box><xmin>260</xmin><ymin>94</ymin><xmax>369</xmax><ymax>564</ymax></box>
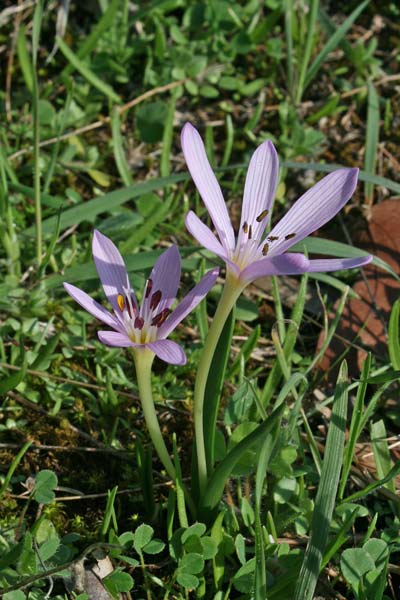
<box><xmin>179</xmin><ymin>552</ymin><xmax>204</xmax><ymax>575</ymax></box>
<box><xmin>233</xmin><ymin>558</ymin><xmax>256</xmax><ymax>593</ymax></box>
<box><xmin>25</xmin><ymin>174</ymin><xmax>187</xmax><ymax>237</ymax></box>
<box><xmin>181</xmin><ymin>523</ymin><xmax>206</xmax><ymax>544</ymax></box>
<box><xmin>200</xmin><ymin>537</ymin><xmax>218</xmax><ymax>560</ymax></box>
<box><xmin>38</xmin><ymin>537</ymin><xmax>60</xmax><ymax>562</ymax></box>
<box><xmin>0</xmin><ymin>341</ymin><xmax>27</xmax><ymax>395</ymax></box>
<box><xmin>3</xmin><ymin>592</ymin><xmax>26</xmax><ymax>600</ymax></box>
<box><xmin>340</xmin><ymin>547</ymin><xmax>374</xmax><ymax>589</ymax></box>
<box><xmin>143</xmin><ymin>539</ymin><xmax>165</xmax><ymax>554</ymax></box>
<box><xmin>134</xmin><ymin>524</ymin><xmax>154</xmax><ymax>553</ymax></box>
<box><xmin>57</xmin><ymin>37</ymin><xmax>121</xmax><ymax>104</ymax></box>
<box><xmin>176</xmin><ymin>572</ymin><xmax>199</xmax><ymax>589</ymax></box>
<box><xmin>103</xmin><ymin>569</ymin><xmax>134</xmax><ymax>595</ymax></box>
<box><xmin>200</xmin><ymin>404</ymin><xmax>284</xmax><ymax>517</ymax></box>
<box><xmin>17</xmin><ymin>532</ymin><xmax>36</xmax><ymax>575</ymax></box>
<box><xmin>388</xmin><ymin>299</ymin><xmax>400</xmax><ymax>370</ymax></box>
<box><xmin>204</xmin><ymin>307</ymin><xmax>235</xmax><ymax>473</ymax></box>
<box><xmin>136</xmin><ymin>101</ymin><xmax>168</xmax><ymax>143</ymax></box>
<box><xmin>33</xmin><ymin>469</ymin><xmax>58</xmax><ymax>504</ymax></box>
<box><xmin>294</xmin><ymin>361</ymin><xmax>348</xmax><ymax>600</ymax></box>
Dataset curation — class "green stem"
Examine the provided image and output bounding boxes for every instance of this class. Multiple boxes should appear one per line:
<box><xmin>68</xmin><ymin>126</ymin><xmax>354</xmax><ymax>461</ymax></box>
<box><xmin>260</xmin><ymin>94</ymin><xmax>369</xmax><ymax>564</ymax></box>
<box><xmin>133</xmin><ymin>348</ymin><xmax>176</xmax><ymax>481</ymax></box>
<box><xmin>133</xmin><ymin>348</ymin><xmax>196</xmax><ymax>517</ymax></box>
<box><xmin>193</xmin><ymin>274</ymin><xmax>244</xmax><ymax>497</ymax></box>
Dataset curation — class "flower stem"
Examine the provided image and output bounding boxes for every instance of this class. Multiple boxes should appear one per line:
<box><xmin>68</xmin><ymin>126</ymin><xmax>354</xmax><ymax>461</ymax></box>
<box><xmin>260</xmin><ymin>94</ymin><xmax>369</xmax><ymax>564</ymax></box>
<box><xmin>193</xmin><ymin>274</ymin><xmax>244</xmax><ymax>498</ymax></box>
<box><xmin>133</xmin><ymin>348</ymin><xmax>196</xmax><ymax>517</ymax></box>
<box><xmin>133</xmin><ymin>349</ymin><xmax>176</xmax><ymax>480</ymax></box>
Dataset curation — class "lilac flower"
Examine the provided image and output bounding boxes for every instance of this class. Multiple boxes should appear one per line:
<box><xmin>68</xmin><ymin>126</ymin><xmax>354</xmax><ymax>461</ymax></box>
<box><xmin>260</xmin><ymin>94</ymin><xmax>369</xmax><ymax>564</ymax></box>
<box><xmin>64</xmin><ymin>230</ymin><xmax>219</xmax><ymax>365</ymax></box>
<box><xmin>182</xmin><ymin>123</ymin><xmax>372</xmax><ymax>285</ymax></box>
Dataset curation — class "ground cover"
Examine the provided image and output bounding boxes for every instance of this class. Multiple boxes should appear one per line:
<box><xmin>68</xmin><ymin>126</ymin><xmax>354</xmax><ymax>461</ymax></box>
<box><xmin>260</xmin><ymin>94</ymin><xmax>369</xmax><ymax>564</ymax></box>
<box><xmin>0</xmin><ymin>1</ymin><xmax>400</xmax><ymax>598</ymax></box>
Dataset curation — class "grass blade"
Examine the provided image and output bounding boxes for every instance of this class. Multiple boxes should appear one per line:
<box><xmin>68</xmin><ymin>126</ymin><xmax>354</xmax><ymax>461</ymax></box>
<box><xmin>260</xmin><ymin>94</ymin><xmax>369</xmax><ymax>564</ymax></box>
<box><xmin>284</xmin><ymin>0</ymin><xmax>294</xmax><ymax>98</ymax></box>
<box><xmin>17</xmin><ymin>26</ymin><xmax>33</xmax><ymax>92</ymax></box>
<box><xmin>291</xmin><ymin>236</ymin><xmax>398</xmax><ymax>281</ymax></box>
<box><xmin>25</xmin><ymin>173</ymin><xmax>187</xmax><ymax>236</ymax></box>
<box><xmin>57</xmin><ymin>36</ymin><xmax>121</xmax><ymax>104</ymax></box>
<box><xmin>261</xmin><ymin>273</ymin><xmax>308</xmax><ymax>408</ymax></box>
<box><xmin>0</xmin><ymin>441</ymin><xmax>33</xmax><ymax>499</ymax></box>
<box><xmin>296</xmin><ymin>0</ymin><xmax>319</xmax><ymax>102</ymax></box>
<box><xmin>281</xmin><ymin>159</ymin><xmax>400</xmax><ymax>195</ymax></box>
<box><xmin>371</xmin><ymin>419</ymin><xmax>396</xmax><ymax>495</ymax></box>
<box><xmin>160</xmin><ymin>88</ymin><xmax>179</xmax><ymax>177</ymax></box>
<box><xmin>110</xmin><ymin>108</ymin><xmax>134</xmax><ymax>186</ymax></box>
<box><xmin>303</xmin><ymin>0</ymin><xmax>369</xmax><ymax>91</ymax></box>
<box><xmin>364</xmin><ymin>80</ymin><xmax>380</xmax><ymax>203</ymax></box>
<box><xmin>294</xmin><ymin>361</ymin><xmax>348</xmax><ymax>600</ymax></box>
<box><xmin>338</xmin><ymin>354</ymin><xmax>371</xmax><ymax>499</ymax></box>
<box><xmin>61</xmin><ymin>0</ymin><xmax>120</xmax><ymax>77</ymax></box>
<box><xmin>388</xmin><ymin>299</ymin><xmax>400</xmax><ymax>370</ymax></box>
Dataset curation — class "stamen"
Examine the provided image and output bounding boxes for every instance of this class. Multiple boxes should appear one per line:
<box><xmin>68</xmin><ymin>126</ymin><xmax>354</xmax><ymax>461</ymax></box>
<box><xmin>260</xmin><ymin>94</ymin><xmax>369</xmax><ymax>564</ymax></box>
<box><xmin>151</xmin><ymin>308</ymin><xmax>171</xmax><ymax>327</ymax></box>
<box><xmin>117</xmin><ymin>294</ymin><xmax>125</xmax><ymax>312</ymax></box>
<box><xmin>145</xmin><ymin>278</ymin><xmax>153</xmax><ymax>298</ymax></box>
<box><xmin>242</xmin><ymin>222</ymin><xmax>249</xmax><ymax>234</ymax></box>
<box><xmin>256</xmin><ymin>209</ymin><xmax>269</xmax><ymax>222</ymax></box>
<box><xmin>262</xmin><ymin>243</ymin><xmax>269</xmax><ymax>256</ymax></box>
<box><xmin>285</xmin><ymin>233</ymin><xmax>296</xmax><ymax>240</ymax></box>
<box><xmin>268</xmin><ymin>235</ymin><xmax>279</xmax><ymax>242</ymax></box>
<box><xmin>150</xmin><ymin>290</ymin><xmax>162</xmax><ymax>310</ymax></box>
<box><xmin>134</xmin><ymin>316</ymin><xmax>144</xmax><ymax>330</ymax></box>
<box><xmin>126</xmin><ymin>299</ymin><xmax>134</xmax><ymax>319</ymax></box>
<box><xmin>248</xmin><ymin>224</ymin><xmax>253</xmax><ymax>239</ymax></box>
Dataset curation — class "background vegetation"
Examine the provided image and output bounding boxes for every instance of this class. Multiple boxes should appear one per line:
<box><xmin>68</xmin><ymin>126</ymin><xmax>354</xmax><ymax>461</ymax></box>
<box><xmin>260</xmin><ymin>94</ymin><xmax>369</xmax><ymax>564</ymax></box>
<box><xmin>0</xmin><ymin>0</ymin><xmax>399</xmax><ymax>598</ymax></box>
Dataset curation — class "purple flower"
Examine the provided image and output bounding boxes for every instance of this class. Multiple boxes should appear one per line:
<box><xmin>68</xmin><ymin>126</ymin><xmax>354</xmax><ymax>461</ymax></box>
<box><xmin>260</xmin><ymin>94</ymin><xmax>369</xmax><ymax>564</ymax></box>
<box><xmin>182</xmin><ymin>123</ymin><xmax>372</xmax><ymax>285</ymax></box>
<box><xmin>64</xmin><ymin>230</ymin><xmax>219</xmax><ymax>365</ymax></box>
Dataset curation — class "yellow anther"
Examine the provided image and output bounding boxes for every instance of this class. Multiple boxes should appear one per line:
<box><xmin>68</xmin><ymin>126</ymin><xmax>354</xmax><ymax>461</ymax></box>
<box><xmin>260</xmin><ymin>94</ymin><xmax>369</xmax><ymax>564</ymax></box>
<box><xmin>262</xmin><ymin>243</ymin><xmax>269</xmax><ymax>256</ymax></box>
<box><xmin>117</xmin><ymin>294</ymin><xmax>125</xmax><ymax>312</ymax></box>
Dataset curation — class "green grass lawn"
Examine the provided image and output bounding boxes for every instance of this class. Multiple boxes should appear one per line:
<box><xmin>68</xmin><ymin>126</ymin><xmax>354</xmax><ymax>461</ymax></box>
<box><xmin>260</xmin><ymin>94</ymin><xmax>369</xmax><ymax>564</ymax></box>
<box><xmin>1</xmin><ymin>1</ymin><xmax>400</xmax><ymax>598</ymax></box>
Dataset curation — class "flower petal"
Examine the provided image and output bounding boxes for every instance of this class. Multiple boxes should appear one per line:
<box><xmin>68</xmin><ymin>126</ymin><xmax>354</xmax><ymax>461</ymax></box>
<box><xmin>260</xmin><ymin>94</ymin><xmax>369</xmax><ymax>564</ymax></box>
<box><xmin>158</xmin><ymin>268</ymin><xmax>219</xmax><ymax>338</ymax></box>
<box><xmin>148</xmin><ymin>339</ymin><xmax>186</xmax><ymax>365</ymax></box>
<box><xmin>239</xmin><ymin>140</ymin><xmax>278</xmax><ymax>244</ymax></box>
<box><xmin>240</xmin><ymin>253</ymin><xmax>310</xmax><ymax>284</ymax></box>
<box><xmin>92</xmin><ymin>229</ymin><xmax>135</xmax><ymax>313</ymax></box>
<box><xmin>181</xmin><ymin>123</ymin><xmax>235</xmax><ymax>252</ymax></box>
<box><xmin>63</xmin><ymin>282</ymin><xmax>121</xmax><ymax>330</ymax></box>
<box><xmin>146</xmin><ymin>245</ymin><xmax>181</xmax><ymax>313</ymax></box>
<box><xmin>185</xmin><ymin>211</ymin><xmax>240</xmax><ymax>276</ymax></box>
<box><xmin>185</xmin><ymin>211</ymin><xmax>229</xmax><ymax>259</ymax></box>
<box><xmin>267</xmin><ymin>168</ymin><xmax>359</xmax><ymax>256</ymax></box>
<box><xmin>98</xmin><ymin>330</ymin><xmax>135</xmax><ymax>347</ymax></box>
<box><xmin>305</xmin><ymin>255</ymin><xmax>373</xmax><ymax>272</ymax></box>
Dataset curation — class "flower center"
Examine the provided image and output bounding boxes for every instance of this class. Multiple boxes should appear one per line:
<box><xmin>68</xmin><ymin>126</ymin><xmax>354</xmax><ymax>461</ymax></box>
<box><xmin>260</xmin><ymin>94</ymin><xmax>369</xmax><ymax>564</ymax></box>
<box><xmin>230</xmin><ymin>209</ymin><xmax>297</xmax><ymax>271</ymax></box>
<box><xmin>117</xmin><ymin>279</ymin><xmax>171</xmax><ymax>344</ymax></box>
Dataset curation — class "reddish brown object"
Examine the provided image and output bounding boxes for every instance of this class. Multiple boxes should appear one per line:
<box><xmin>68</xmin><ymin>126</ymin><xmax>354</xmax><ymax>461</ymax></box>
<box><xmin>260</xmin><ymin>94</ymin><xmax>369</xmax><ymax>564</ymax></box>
<box><xmin>316</xmin><ymin>199</ymin><xmax>400</xmax><ymax>378</ymax></box>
